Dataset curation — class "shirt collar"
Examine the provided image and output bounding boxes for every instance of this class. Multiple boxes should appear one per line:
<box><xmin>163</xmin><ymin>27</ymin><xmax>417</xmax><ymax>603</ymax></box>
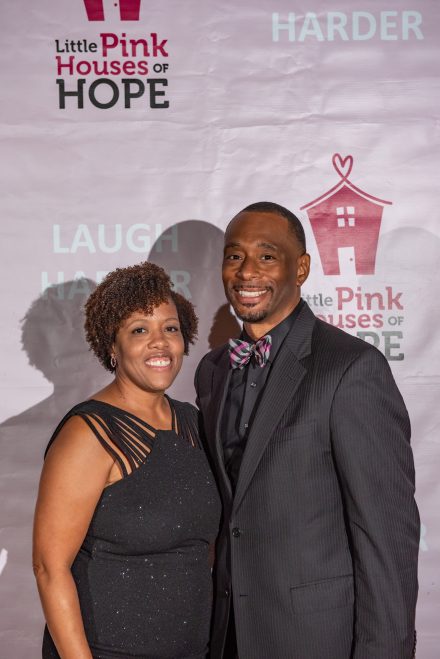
<box><xmin>241</xmin><ymin>299</ymin><xmax>304</xmax><ymax>362</ymax></box>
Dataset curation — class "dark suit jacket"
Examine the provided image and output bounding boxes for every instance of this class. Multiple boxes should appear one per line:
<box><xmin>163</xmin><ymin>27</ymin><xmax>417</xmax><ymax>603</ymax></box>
<box><xmin>195</xmin><ymin>302</ymin><xmax>419</xmax><ymax>659</ymax></box>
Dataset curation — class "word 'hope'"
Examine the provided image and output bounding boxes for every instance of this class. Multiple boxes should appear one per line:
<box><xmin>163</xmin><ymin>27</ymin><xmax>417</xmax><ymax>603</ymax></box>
<box><xmin>56</xmin><ymin>78</ymin><xmax>168</xmax><ymax>109</ymax></box>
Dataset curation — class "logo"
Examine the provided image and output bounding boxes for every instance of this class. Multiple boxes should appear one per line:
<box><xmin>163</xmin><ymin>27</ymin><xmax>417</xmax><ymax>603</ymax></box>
<box><xmin>83</xmin><ymin>0</ymin><xmax>141</xmax><ymax>22</ymax></box>
<box><xmin>54</xmin><ymin>1</ymin><xmax>169</xmax><ymax>110</ymax></box>
<box><xmin>300</xmin><ymin>154</ymin><xmax>405</xmax><ymax>361</ymax></box>
<box><xmin>301</xmin><ymin>154</ymin><xmax>392</xmax><ymax>276</ymax></box>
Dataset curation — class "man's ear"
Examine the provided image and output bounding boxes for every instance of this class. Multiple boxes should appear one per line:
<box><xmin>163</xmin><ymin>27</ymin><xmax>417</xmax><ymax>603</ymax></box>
<box><xmin>297</xmin><ymin>252</ymin><xmax>311</xmax><ymax>286</ymax></box>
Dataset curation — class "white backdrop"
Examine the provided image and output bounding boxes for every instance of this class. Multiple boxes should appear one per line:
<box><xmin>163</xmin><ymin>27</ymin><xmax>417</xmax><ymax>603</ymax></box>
<box><xmin>1</xmin><ymin>1</ymin><xmax>439</xmax><ymax>656</ymax></box>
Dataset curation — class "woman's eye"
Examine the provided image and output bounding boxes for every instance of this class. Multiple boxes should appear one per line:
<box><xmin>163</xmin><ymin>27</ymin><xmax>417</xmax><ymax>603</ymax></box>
<box><xmin>132</xmin><ymin>327</ymin><xmax>146</xmax><ymax>334</ymax></box>
<box><xmin>165</xmin><ymin>326</ymin><xmax>180</xmax><ymax>333</ymax></box>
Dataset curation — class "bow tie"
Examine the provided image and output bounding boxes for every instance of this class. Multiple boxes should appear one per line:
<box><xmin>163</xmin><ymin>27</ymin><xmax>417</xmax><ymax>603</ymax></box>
<box><xmin>228</xmin><ymin>335</ymin><xmax>272</xmax><ymax>370</ymax></box>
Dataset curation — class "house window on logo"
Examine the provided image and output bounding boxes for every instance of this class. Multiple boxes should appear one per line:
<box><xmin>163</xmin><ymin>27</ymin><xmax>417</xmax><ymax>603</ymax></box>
<box><xmin>336</xmin><ymin>206</ymin><xmax>356</xmax><ymax>228</ymax></box>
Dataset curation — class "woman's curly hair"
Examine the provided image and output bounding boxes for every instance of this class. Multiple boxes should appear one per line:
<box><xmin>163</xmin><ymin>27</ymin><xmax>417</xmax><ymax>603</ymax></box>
<box><xmin>84</xmin><ymin>262</ymin><xmax>198</xmax><ymax>372</ymax></box>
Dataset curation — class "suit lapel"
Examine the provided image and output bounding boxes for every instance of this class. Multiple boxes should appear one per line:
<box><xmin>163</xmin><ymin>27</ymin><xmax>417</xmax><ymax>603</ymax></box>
<box><xmin>207</xmin><ymin>350</ymin><xmax>233</xmax><ymax>500</ymax></box>
<box><xmin>233</xmin><ymin>303</ymin><xmax>316</xmax><ymax>513</ymax></box>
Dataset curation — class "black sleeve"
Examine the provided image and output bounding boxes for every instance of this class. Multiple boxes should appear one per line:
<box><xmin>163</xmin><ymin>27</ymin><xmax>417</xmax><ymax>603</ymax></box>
<box><xmin>330</xmin><ymin>348</ymin><xmax>419</xmax><ymax>659</ymax></box>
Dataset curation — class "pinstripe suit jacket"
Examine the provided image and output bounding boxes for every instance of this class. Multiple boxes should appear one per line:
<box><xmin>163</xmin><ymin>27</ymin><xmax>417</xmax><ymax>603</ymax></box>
<box><xmin>195</xmin><ymin>302</ymin><xmax>419</xmax><ymax>659</ymax></box>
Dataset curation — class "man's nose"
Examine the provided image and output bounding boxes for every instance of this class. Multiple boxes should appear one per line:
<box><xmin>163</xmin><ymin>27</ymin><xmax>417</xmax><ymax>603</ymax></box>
<box><xmin>236</xmin><ymin>256</ymin><xmax>259</xmax><ymax>279</ymax></box>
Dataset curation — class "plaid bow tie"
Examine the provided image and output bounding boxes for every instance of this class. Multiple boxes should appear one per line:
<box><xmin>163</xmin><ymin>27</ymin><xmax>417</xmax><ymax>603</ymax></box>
<box><xmin>228</xmin><ymin>335</ymin><xmax>272</xmax><ymax>370</ymax></box>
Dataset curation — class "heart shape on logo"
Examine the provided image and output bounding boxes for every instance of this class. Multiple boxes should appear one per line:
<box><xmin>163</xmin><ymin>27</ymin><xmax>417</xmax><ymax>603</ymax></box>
<box><xmin>332</xmin><ymin>153</ymin><xmax>353</xmax><ymax>180</ymax></box>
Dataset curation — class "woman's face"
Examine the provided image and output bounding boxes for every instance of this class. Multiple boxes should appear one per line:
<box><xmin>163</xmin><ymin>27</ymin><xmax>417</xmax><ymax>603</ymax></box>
<box><xmin>112</xmin><ymin>299</ymin><xmax>185</xmax><ymax>394</ymax></box>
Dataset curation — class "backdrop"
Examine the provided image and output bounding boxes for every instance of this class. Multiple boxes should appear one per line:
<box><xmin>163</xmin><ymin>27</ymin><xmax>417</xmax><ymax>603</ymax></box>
<box><xmin>1</xmin><ymin>1</ymin><xmax>439</xmax><ymax>657</ymax></box>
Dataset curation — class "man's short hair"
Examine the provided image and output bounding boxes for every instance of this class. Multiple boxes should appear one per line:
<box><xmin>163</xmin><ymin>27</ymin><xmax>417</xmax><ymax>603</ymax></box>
<box><xmin>238</xmin><ymin>201</ymin><xmax>306</xmax><ymax>252</ymax></box>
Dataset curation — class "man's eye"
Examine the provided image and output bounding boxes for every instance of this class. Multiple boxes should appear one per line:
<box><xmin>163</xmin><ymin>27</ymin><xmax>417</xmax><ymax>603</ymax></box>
<box><xmin>261</xmin><ymin>254</ymin><xmax>275</xmax><ymax>260</ymax></box>
<box><xmin>224</xmin><ymin>253</ymin><xmax>241</xmax><ymax>261</ymax></box>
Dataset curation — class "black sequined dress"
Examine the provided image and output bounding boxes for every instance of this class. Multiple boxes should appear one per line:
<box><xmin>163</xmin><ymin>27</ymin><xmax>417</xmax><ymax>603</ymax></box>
<box><xmin>42</xmin><ymin>397</ymin><xmax>221</xmax><ymax>659</ymax></box>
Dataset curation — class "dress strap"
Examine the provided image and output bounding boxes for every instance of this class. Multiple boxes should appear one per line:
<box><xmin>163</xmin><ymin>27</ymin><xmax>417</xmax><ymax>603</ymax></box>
<box><xmin>45</xmin><ymin>399</ymin><xmax>201</xmax><ymax>477</ymax></box>
<box><xmin>165</xmin><ymin>395</ymin><xmax>177</xmax><ymax>433</ymax></box>
<box><xmin>170</xmin><ymin>400</ymin><xmax>201</xmax><ymax>449</ymax></box>
<box><xmin>45</xmin><ymin>400</ymin><xmax>157</xmax><ymax>476</ymax></box>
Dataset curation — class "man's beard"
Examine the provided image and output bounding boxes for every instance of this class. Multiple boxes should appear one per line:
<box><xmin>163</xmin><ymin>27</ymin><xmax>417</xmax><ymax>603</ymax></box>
<box><xmin>226</xmin><ymin>285</ymin><xmax>272</xmax><ymax>323</ymax></box>
<box><xmin>234</xmin><ymin>307</ymin><xmax>268</xmax><ymax>323</ymax></box>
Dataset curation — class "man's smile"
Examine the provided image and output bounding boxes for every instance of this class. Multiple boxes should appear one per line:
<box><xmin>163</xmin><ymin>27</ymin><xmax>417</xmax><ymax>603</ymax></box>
<box><xmin>232</xmin><ymin>286</ymin><xmax>271</xmax><ymax>306</ymax></box>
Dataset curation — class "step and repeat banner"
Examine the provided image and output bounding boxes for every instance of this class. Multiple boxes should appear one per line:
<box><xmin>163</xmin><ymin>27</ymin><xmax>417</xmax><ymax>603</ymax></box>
<box><xmin>1</xmin><ymin>1</ymin><xmax>439</xmax><ymax>656</ymax></box>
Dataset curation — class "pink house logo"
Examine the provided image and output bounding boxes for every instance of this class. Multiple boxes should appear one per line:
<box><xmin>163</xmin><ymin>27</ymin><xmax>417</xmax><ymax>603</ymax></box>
<box><xmin>301</xmin><ymin>154</ymin><xmax>392</xmax><ymax>275</ymax></box>
<box><xmin>82</xmin><ymin>0</ymin><xmax>141</xmax><ymax>21</ymax></box>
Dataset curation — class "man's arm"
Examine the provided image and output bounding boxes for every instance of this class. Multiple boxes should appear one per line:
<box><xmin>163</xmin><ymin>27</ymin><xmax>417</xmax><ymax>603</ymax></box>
<box><xmin>330</xmin><ymin>347</ymin><xmax>419</xmax><ymax>659</ymax></box>
<box><xmin>194</xmin><ymin>356</ymin><xmax>204</xmax><ymax>409</ymax></box>
<box><xmin>194</xmin><ymin>352</ymin><xmax>215</xmax><ymax>410</ymax></box>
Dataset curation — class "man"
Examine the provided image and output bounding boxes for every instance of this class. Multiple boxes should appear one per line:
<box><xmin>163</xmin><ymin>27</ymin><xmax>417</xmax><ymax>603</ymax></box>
<box><xmin>195</xmin><ymin>202</ymin><xmax>419</xmax><ymax>659</ymax></box>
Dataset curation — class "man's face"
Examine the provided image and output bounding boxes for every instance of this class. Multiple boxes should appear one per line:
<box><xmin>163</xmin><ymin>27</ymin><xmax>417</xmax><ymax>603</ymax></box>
<box><xmin>222</xmin><ymin>211</ymin><xmax>310</xmax><ymax>332</ymax></box>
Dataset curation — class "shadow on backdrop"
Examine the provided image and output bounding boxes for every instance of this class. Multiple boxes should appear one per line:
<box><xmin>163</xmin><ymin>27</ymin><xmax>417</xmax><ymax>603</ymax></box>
<box><xmin>360</xmin><ymin>226</ymin><xmax>440</xmax><ymax>658</ymax></box>
<box><xmin>0</xmin><ymin>280</ymin><xmax>110</xmax><ymax>658</ymax></box>
<box><xmin>148</xmin><ymin>220</ymin><xmax>240</xmax><ymax>402</ymax></box>
<box><xmin>362</xmin><ymin>226</ymin><xmax>440</xmax><ymax>424</ymax></box>
<box><xmin>0</xmin><ymin>222</ymin><xmax>239</xmax><ymax>657</ymax></box>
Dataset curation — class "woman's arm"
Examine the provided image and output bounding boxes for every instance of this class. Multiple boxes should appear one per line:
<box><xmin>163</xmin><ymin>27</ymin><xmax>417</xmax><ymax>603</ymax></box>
<box><xmin>33</xmin><ymin>415</ymin><xmax>114</xmax><ymax>659</ymax></box>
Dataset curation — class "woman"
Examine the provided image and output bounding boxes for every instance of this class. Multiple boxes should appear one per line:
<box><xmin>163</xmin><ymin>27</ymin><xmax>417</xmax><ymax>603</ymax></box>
<box><xmin>33</xmin><ymin>262</ymin><xmax>221</xmax><ymax>659</ymax></box>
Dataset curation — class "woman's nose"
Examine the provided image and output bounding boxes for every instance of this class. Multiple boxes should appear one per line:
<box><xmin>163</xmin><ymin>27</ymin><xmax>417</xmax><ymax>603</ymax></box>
<box><xmin>147</xmin><ymin>330</ymin><xmax>168</xmax><ymax>347</ymax></box>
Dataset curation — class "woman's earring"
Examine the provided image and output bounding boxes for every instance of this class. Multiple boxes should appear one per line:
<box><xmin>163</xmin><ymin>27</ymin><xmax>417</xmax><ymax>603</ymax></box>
<box><xmin>110</xmin><ymin>355</ymin><xmax>117</xmax><ymax>369</ymax></box>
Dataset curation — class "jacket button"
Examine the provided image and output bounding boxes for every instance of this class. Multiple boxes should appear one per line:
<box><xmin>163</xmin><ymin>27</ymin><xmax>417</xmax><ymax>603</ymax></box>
<box><xmin>232</xmin><ymin>527</ymin><xmax>241</xmax><ymax>538</ymax></box>
<box><xmin>224</xmin><ymin>589</ymin><xmax>230</xmax><ymax>597</ymax></box>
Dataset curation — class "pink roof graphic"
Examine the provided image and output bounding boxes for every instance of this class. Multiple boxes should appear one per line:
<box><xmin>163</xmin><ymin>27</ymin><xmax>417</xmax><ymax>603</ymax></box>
<box><xmin>301</xmin><ymin>154</ymin><xmax>392</xmax><ymax>276</ymax></box>
<box><xmin>82</xmin><ymin>0</ymin><xmax>141</xmax><ymax>21</ymax></box>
